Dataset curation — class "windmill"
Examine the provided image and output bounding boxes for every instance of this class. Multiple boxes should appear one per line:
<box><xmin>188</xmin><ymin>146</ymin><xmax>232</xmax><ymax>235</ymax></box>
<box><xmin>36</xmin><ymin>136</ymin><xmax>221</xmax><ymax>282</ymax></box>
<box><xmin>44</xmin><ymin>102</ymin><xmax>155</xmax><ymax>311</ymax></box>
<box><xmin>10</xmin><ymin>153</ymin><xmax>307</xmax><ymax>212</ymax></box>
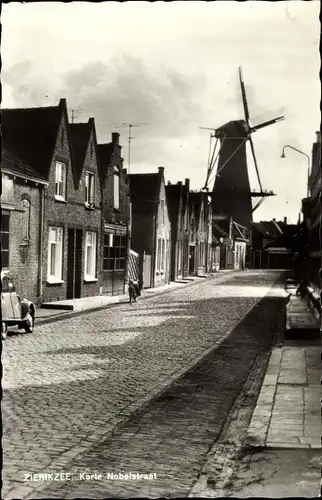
<box><xmin>201</xmin><ymin>67</ymin><xmax>284</xmax><ymax>228</ymax></box>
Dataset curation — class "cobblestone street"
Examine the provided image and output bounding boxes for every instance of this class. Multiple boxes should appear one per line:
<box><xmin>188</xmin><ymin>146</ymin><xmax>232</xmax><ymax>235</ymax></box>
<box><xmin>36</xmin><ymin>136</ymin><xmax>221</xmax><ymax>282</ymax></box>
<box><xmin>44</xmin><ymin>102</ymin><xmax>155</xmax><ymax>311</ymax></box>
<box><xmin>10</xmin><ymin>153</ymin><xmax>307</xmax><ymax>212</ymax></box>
<box><xmin>3</xmin><ymin>270</ymin><xmax>284</xmax><ymax>499</ymax></box>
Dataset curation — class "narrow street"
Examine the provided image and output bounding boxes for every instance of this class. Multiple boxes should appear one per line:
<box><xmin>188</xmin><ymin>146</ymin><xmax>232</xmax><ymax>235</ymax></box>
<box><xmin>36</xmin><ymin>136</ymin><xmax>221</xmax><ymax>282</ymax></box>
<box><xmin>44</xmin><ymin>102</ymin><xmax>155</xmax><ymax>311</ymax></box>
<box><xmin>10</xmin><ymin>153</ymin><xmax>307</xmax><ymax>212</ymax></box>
<box><xmin>3</xmin><ymin>270</ymin><xmax>286</xmax><ymax>499</ymax></box>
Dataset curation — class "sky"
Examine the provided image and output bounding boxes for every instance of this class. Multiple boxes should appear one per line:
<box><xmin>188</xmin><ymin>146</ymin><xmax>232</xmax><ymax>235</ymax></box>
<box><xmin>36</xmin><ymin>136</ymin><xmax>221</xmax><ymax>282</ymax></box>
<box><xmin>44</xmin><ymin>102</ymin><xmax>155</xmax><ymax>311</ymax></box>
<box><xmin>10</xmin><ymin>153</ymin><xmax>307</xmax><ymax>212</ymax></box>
<box><xmin>1</xmin><ymin>1</ymin><xmax>320</xmax><ymax>223</ymax></box>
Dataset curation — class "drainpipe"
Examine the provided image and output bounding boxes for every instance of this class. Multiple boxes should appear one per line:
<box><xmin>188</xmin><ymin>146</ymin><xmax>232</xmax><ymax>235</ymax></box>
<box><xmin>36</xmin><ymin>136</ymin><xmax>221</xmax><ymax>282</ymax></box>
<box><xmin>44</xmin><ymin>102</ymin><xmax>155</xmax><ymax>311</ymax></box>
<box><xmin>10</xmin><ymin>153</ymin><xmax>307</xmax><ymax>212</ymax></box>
<box><xmin>37</xmin><ymin>186</ymin><xmax>46</xmax><ymax>304</ymax></box>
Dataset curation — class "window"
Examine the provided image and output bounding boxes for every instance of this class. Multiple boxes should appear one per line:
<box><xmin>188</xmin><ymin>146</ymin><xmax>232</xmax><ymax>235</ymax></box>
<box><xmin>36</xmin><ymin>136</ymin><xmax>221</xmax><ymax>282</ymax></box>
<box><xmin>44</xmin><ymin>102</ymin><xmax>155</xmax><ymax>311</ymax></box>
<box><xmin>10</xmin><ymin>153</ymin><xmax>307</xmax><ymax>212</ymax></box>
<box><xmin>61</xmin><ymin>129</ymin><xmax>65</xmax><ymax>146</ymax></box>
<box><xmin>160</xmin><ymin>199</ymin><xmax>165</xmax><ymax>225</ymax></box>
<box><xmin>157</xmin><ymin>238</ymin><xmax>162</xmax><ymax>271</ymax></box>
<box><xmin>90</xmin><ymin>142</ymin><xmax>93</xmax><ymax>158</ymax></box>
<box><xmin>161</xmin><ymin>239</ymin><xmax>165</xmax><ymax>272</ymax></box>
<box><xmin>84</xmin><ymin>231</ymin><xmax>97</xmax><ymax>280</ymax></box>
<box><xmin>21</xmin><ymin>199</ymin><xmax>30</xmax><ymax>243</ymax></box>
<box><xmin>103</xmin><ymin>233</ymin><xmax>126</xmax><ymax>271</ymax></box>
<box><xmin>47</xmin><ymin>227</ymin><xmax>63</xmax><ymax>282</ymax></box>
<box><xmin>85</xmin><ymin>172</ymin><xmax>95</xmax><ymax>205</ymax></box>
<box><xmin>0</xmin><ymin>211</ymin><xmax>10</xmax><ymax>269</ymax></box>
<box><xmin>178</xmin><ymin>241</ymin><xmax>182</xmax><ymax>272</ymax></box>
<box><xmin>55</xmin><ymin>161</ymin><xmax>67</xmax><ymax>200</ymax></box>
<box><xmin>114</xmin><ymin>167</ymin><xmax>120</xmax><ymax>209</ymax></box>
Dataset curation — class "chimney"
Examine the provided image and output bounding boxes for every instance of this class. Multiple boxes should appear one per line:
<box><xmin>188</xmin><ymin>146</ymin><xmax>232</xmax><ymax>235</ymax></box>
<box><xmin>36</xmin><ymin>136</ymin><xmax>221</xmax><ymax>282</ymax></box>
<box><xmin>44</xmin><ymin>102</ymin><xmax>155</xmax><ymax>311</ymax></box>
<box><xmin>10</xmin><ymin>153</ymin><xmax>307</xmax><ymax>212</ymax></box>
<box><xmin>316</xmin><ymin>131</ymin><xmax>321</xmax><ymax>143</ymax></box>
<box><xmin>185</xmin><ymin>178</ymin><xmax>190</xmax><ymax>188</ymax></box>
<box><xmin>158</xmin><ymin>166</ymin><xmax>165</xmax><ymax>175</ymax></box>
<box><xmin>112</xmin><ymin>132</ymin><xmax>120</xmax><ymax>145</ymax></box>
<box><xmin>284</xmin><ymin>216</ymin><xmax>287</xmax><ymax>225</ymax></box>
<box><xmin>168</xmin><ymin>181</ymin><xmax>171</xmax><ymax>186</ymax></box>
<box><xmin>177</xmin><ymin>181</ymin><xmax>182</xmax><ymax>186</ymax></box>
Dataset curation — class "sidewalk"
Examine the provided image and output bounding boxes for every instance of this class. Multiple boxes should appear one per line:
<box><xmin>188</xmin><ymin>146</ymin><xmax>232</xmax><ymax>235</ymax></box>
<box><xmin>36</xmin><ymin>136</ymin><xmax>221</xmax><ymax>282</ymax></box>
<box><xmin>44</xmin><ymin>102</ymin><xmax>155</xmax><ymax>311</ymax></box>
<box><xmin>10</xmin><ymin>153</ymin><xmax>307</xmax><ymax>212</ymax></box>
<box><xmin>35</xmin><ymin>272</ymin><xmax>231</xmax><ymax>325</ymax></box>
<box><xmin>247</xmin><ymin>289</ymin><xmax>320</xmax><ymax>449</ymax></box>
<box><xmin>236</xmin><ymin>291</ymin><xmax>321</xmax><ymax>497</ymax></box>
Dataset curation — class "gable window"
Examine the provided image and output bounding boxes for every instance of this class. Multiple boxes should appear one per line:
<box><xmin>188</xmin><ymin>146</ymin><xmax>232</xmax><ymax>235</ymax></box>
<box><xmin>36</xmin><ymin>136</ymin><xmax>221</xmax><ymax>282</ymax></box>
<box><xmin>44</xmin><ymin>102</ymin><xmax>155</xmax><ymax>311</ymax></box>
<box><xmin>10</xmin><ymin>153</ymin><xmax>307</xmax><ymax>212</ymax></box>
<box><xmin>85</xmin><ymin>171</ymin><xmax>95</xmax><ymax>206</ymax></box>
<box><xmin>21</xmin><ymin>199</ymin><xmax>31</xmax><ymax>243</ymax></box>
<box><xmin>61</xmin><ymin>129</ymin><xmax>65</xmax><ymax>146</ymax></box>
<box><xmin>84</xmin><ymin>231</ymin><xmax>97</xmax><ymax>280</ymax></box>
<box><xmin>114</xmin><ymin>167</ymin><xmax>120</xmax><ymax>210</ymax></box>
<box><xmin>0</xmin><ymin>211</ymin><xmax>10</xmax><ymax>269</ymax></box>
<box><xmin>90</xmin><ymin>142</ymin><xmax>93</xmax><ymax>158</ymax></box>
<box><xmin>55</xmin><ymin>161</ymin><xmax>67</xmax><ymax>201</ymax></box>
<box><xmin>47</xmin><ymin>226</ymin><xmax>63</xmax><ymax>282</ymax></box>
<box><xmin>160</xmin><ymin>199</ymin><xmax>165</xmax><ymax>225</ymax></box>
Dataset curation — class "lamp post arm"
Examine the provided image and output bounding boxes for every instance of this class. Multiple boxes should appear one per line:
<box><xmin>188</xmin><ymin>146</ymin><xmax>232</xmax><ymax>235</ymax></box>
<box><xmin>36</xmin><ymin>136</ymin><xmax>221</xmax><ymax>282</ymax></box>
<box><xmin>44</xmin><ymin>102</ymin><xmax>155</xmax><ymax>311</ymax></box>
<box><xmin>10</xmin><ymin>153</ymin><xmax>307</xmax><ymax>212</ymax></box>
<box><xmin>282</xmin><ymin>145</ymin><xmax>310</xmax><ymax>165</ymax></box>
<box><xmin>282</xmin><ymin>145</ymin><xmax>311</xmax><ymax>197</ymax></box>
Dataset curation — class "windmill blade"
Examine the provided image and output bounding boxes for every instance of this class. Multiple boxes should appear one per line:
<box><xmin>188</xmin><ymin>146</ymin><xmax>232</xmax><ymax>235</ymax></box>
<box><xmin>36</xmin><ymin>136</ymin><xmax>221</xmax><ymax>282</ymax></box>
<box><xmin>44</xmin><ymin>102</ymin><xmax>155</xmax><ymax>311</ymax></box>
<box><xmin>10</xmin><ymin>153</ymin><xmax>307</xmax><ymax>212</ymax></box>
<box><xmin>249</xmin><ymin>135</ymin><xmax>263</xmax><ymax>192</ymax></box>
<box><xmin>239</xmin><ymin>66</ymin><xmax>250</xmax><ymax>126</ymax></box>
<box><xmin>251</xmin><ymin>115</ymin><xmax>284</xmax><ymax>132</ymax></box>
<box><xmin>204</xmin><ymin>137</ymin><xmax>218</xmax><ymax>188</ymax></box>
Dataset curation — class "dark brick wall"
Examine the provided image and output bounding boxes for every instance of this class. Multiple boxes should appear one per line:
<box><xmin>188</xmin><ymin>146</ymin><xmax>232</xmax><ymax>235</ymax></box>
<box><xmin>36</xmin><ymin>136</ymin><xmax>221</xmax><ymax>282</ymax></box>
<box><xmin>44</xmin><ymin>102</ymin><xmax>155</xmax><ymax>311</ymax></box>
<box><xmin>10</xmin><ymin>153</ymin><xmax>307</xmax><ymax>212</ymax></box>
<box><xmin>100</xmin><ymin>140</ymin><xmax>130</xmax><ymax>226</ymax></box>
<box><xmin>99</xmin><ymin>135</ymin><xmax>131</xmax><ymax>295</ymax></box>
<box><xmin>9</xmin><ymin>180</ymin><xmax>42</xmax><ymax>303</ymax></box>
<box><xmin>42</xmin><ymin>113</ymin><xmax>102</xmax><ymax>302</ymax></box>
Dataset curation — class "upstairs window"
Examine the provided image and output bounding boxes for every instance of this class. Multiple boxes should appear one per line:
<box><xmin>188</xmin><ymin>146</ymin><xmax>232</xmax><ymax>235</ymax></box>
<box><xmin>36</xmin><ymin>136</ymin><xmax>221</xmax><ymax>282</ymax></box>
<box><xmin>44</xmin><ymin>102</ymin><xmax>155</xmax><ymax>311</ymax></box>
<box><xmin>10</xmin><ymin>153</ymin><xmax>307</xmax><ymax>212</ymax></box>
<box><xmin>21</xmin><ymin>199</ymin><xmax>31</xmax><ymax>243</ymax></box>
<box><xmin>114</xmin><ymin>167</ymin><xmax>120</xmax><ymax>210</ymax></box>
<box><xmin>55</xmin><ymin>161</ymin><xmax>67</xmax><ymax>201</ymax></box>
<box><xmin>85</xmin><ymin>172</ymin><xmax>95</xmax><ymax>206</ymax></box>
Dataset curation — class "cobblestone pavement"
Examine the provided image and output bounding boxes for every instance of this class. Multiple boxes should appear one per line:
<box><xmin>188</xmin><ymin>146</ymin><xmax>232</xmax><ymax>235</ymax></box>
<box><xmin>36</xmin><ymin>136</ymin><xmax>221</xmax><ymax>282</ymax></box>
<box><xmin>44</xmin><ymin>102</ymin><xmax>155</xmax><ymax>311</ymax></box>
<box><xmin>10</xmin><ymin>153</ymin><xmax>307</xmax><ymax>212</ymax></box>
<box><xmin>3</xmin><ymin>270</ymin><xmax>282</xmax><ymax>498</ymax></box>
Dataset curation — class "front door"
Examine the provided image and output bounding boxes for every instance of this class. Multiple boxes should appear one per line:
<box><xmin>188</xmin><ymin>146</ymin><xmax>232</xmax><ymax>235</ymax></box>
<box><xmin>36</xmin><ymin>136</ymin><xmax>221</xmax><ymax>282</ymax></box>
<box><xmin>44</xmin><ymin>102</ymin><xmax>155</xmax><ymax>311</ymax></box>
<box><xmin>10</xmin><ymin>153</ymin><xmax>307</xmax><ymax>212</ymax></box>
<box><xmin>67</xmin><ymin>229</ymin><xmax>75</xmax><ymax>299</ymax></box>
<box><xmin>75</xmin><ymin>229</ymin><xmax>82</xmax><ymax>298</ymax></box>
<box><xmin>189</xmin><ymin>246</ymin><xmax>195</xmax><ymax>275</ymax></box>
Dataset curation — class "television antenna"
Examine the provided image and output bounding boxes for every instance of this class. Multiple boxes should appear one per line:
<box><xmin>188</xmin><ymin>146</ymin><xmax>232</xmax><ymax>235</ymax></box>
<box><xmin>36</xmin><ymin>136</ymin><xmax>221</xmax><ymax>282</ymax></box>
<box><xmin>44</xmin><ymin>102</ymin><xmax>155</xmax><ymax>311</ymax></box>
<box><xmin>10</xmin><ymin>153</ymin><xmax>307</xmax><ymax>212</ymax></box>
<box><xmin>105</xmin><ymin>122</ymin><xmax>148</xmax><ymax>173</ymax></box>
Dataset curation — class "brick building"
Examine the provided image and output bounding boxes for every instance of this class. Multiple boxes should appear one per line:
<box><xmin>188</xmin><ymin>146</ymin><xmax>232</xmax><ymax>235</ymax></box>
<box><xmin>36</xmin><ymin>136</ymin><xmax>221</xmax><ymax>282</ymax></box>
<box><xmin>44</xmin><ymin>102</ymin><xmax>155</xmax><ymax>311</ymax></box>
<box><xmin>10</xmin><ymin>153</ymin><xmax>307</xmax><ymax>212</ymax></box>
<box><xmin>129</xmin><ymin>167</ymin><xmax>171</xmax><ymax>288</ymax></box>
<box><xmin>307</xmin><ymin>131</ymin><xmax>322</xmax><ymax>291</ymax></box>
<box><xmin>212</xmin><ymin>215</ymin><xmax>249</xmax><ymax>270</ymax></box>
<box><xmin>97</xmin><ymin>133</ymin><xmax>131</xmax><ymax>295</ymax></box>
<box><xmin>166</xmin><ymin>179</ymin><xmax>188</xmax><ymax>281</ymax></box>
<box><xmin>1</xmin><ymin>149</ymin><xmax>48</xmax><ymax>303</ymax></box>
<box><xmin>251</xmin><ymin>218</ymin><xmax>295</xmax><ymax>270</ymax></box>
<box><xmin>2</xmin><ymin>99</ymin><xmax>102</xmax><ymax>303</ymax></box>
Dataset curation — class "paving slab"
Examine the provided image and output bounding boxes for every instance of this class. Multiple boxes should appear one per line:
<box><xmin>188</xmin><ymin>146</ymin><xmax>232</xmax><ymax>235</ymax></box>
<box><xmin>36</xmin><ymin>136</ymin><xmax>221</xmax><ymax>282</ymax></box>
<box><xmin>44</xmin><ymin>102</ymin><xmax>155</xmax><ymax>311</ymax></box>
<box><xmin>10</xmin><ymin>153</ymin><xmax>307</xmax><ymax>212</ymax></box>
<box><xmin>246</xmin><ymin>344</ymin><xmax>321</xmax><ymax>449</ymax></box>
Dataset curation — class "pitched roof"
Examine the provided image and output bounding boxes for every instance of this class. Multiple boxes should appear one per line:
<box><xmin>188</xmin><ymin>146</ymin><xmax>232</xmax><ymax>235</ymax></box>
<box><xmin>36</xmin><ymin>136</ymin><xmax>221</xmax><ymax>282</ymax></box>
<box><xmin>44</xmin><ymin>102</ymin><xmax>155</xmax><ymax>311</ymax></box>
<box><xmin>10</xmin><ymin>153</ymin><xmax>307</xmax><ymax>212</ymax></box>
<box><xmin>165</xmin><ymin>183</ymin><xmax>182</xmax><ymax>227</ymax></box>
<box><xmin>1</xmin><ymin>100</ymin><xmax>64</xmax><ymax>179</ymax></box>
<box><xmin>128</xmin><ymin>173</ymin><xmax>161</xmax><ymax>216</ymax></box>
<box><xmin>190</xmin><ymin>191</ymin><xmax>204</xmax><ymax>224</ymax></box>
<box><xmin>251</xmin><ymin>221</ymin><xmax>281</xmax><ymax>239</ymax></box>
<box><xmin>1</xmin><ymin>148</ymin><xmax>47</xmax><ymax>183</ymax></box>
<box><xmin>70</xmin><ymin>121</ymin><xmax>91</xmax><ymax>186</ymax></box>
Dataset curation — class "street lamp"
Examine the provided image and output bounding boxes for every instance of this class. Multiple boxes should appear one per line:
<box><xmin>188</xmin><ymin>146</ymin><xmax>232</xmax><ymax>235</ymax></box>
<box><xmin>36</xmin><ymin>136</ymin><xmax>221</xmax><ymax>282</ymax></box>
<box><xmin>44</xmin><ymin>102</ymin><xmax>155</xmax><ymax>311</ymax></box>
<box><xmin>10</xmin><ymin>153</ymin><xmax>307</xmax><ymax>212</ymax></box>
<box><xmin>281</xmin><ymin>145</ymin><xmax>310</xmax><ymax>197</ymax></box>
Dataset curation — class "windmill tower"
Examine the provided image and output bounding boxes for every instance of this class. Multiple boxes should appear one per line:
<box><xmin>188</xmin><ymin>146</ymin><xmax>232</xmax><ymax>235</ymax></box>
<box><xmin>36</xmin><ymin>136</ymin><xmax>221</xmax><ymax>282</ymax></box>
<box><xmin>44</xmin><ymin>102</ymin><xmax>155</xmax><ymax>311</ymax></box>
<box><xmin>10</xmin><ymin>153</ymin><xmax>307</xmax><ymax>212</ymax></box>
<box><xmin>202</xmin><ymin>67</ymin><xmax>284</xmax><ymax>228</ymax></box>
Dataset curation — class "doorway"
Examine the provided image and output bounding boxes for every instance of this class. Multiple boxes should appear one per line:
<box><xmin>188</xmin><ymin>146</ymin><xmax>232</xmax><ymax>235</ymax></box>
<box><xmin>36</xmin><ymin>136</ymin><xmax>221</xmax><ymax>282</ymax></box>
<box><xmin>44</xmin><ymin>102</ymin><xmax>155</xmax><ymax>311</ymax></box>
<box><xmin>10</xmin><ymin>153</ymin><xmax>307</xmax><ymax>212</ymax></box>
<box><xmin>189</xmin><ymin>245</ymin><xmax>195</xmax><ymax>275</ymax></box>
<box><xmin>67</xmin><ymin>229</ymin><xmax>75</xmax><ymax>299</ymax></box>
<box><xmin>67</xmin><ymin>228</ymin><xmax>83</xmax><ymax>299</ymax></box>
